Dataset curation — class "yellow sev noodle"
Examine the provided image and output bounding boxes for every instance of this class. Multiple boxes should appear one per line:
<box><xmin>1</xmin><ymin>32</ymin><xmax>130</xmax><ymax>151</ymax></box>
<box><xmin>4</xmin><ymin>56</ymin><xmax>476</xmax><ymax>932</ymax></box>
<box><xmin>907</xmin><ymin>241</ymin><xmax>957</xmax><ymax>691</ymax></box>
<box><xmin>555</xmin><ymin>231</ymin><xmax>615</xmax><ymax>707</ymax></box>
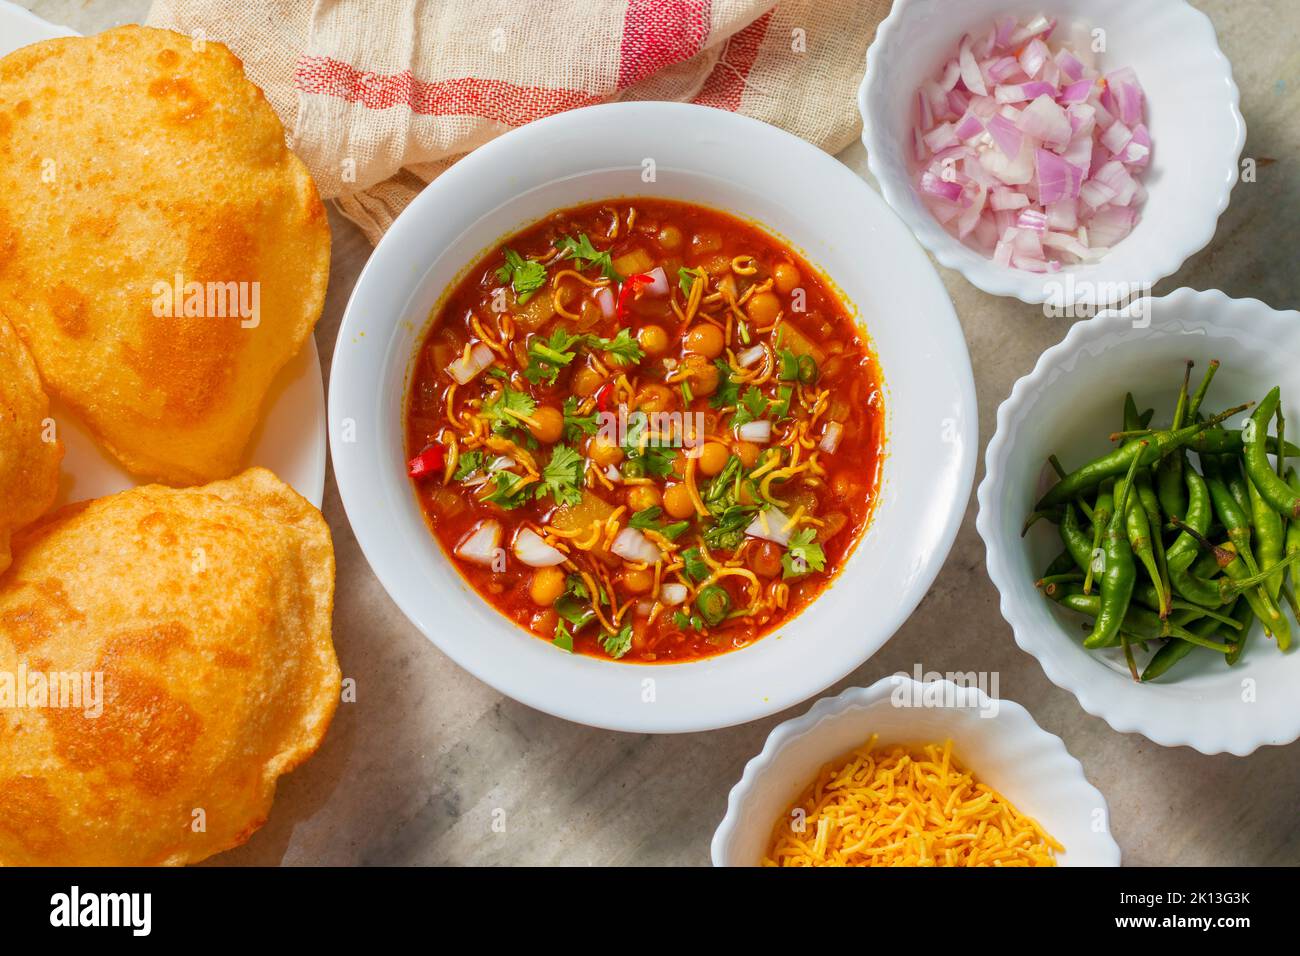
<box><xmin>763</xmin><ymin>737</ymin><xmax>1063</xmax><ymax>867</ymax></box>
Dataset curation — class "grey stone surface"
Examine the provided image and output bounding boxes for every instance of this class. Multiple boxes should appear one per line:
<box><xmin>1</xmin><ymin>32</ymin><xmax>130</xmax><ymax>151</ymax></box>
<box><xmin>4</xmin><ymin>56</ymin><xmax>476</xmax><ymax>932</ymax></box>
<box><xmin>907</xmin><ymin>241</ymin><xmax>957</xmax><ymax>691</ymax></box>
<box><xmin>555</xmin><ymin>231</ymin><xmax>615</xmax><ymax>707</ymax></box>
<box><xmin>26</xmin><ymin>0</ymin><xmax>1299</xmax><ymax>866</ymax></box>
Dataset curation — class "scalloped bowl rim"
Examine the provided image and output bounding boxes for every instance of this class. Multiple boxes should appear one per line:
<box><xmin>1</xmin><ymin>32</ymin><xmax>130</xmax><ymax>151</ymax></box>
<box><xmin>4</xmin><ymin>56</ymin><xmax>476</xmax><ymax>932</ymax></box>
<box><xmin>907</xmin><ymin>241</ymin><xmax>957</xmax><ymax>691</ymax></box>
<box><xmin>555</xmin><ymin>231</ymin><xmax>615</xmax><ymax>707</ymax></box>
<box><xmin>711</xmin><ymin>675</ymin><xmax>1120</xmax><ymax>866</ymax></box>
<box><xmin>976</xmin><ymin>288</ymin><xmax>1300</xmax><ymax>755</ymax></box>
<box><xmin>858</xmin><ymin>0</ymin><xmax>1246</xmax><ymax>304</ymax></box>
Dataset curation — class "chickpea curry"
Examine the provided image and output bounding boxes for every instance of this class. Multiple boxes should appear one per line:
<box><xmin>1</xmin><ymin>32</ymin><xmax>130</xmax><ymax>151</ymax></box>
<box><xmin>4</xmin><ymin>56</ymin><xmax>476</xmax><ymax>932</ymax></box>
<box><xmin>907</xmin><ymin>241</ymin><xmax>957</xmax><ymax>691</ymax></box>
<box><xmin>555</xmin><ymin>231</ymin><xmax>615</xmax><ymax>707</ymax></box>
<box><xmin>406</xmin><ymin>199</ymin><xmax>884</xmax><ymax>663</ymax></box>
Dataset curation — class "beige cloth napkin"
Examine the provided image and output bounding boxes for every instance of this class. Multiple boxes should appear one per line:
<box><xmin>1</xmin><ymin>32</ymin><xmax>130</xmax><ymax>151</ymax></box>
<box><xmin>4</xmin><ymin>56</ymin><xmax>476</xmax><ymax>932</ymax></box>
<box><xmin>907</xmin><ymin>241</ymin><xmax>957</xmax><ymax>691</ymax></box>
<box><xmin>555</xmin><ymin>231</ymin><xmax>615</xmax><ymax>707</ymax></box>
<box><xmin>147</xmin><ymin>0</ymin><xmax>891</xmax><ymax>242</ymax></box>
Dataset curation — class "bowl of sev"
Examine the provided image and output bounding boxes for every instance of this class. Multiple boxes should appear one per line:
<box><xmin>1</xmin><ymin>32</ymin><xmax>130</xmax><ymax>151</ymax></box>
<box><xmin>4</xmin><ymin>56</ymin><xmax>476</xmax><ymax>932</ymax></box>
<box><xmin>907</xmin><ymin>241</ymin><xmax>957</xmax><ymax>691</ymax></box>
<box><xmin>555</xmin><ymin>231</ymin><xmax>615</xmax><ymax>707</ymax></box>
<box><xmin>712</xmin><ymin>675</ymin><xmax>1119</xmax><ymax>866</ymax></box>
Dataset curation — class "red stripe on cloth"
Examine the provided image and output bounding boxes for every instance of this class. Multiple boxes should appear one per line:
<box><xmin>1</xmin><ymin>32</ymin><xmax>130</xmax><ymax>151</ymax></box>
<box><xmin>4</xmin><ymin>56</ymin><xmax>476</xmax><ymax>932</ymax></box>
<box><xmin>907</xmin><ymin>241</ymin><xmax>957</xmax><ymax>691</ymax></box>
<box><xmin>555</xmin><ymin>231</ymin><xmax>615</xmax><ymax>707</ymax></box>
<box><xmin>692</xmin><ymin>9</ymin><xmax>772</xmax><ymax>111</ymax></box>
<box><xmin>294</xmin><ymin>56</ymin><xmax>603</xmax><ymax>124</ymax></box>
<box><xmin>618</xmin><ymin>0</ymin><xmax>713</xmax><ymax>90</ymax></box>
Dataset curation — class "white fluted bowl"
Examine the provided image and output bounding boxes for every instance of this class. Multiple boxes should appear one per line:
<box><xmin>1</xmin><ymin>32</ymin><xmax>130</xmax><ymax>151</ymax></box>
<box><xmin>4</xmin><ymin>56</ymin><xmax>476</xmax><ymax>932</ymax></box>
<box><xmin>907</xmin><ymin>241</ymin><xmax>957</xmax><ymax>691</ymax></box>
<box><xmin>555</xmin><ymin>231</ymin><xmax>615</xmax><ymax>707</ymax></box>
<box><xmin>712</xmin><ymin>676</ymin><xmax>1119</xmax><ymax>866</ymax></box>
<box><xmin>859</xmin><ymin>0</ymin><xmax>1245</xmax><ymax>304</ymax></box>
<box><xmin>977</xmin><ymin>289</ymin><xmax>1300</xmax><ymax>755</ymax></box>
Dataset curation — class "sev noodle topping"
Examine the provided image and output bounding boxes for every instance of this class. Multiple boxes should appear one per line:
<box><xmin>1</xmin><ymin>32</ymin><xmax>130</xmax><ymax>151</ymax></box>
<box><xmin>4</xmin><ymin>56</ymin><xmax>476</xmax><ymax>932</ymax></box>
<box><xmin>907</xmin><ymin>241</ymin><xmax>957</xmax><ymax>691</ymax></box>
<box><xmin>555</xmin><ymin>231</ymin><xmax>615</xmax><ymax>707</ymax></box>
<box><xmin>764</xmin><ymin>737</ymin><xmax>1063</xmax><ymax>867</ymax></box>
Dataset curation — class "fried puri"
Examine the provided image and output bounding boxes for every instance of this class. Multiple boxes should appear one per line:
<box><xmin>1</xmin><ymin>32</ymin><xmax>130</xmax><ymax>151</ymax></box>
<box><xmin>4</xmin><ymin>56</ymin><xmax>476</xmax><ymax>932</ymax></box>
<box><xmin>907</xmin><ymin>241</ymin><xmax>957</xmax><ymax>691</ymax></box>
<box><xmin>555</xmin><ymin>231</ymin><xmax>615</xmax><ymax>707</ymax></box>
<box><xmin>0</xmin><ymin>26</ymin><xmax>330</xmax><ymax>485</ymax></box>
<box><xmin>0</xmin><ymin>468</ymin><xmax>339</xmax><ymax>866</ymax></box>
<box><xmin>0</xmin><ymin>313</ymin><xmax>61</xmax><ymax>577</ymax></box>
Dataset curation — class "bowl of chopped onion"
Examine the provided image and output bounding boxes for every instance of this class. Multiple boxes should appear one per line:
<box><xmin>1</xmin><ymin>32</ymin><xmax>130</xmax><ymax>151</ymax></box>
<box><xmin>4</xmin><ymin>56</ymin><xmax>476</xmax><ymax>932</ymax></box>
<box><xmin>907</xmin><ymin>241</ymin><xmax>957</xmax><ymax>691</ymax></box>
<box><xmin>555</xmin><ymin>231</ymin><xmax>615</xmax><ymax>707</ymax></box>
<box><xmin>712</xmin><ymin>675</ymin><xmax>1121</xmax><ymax>866</ymax></box>
<box><xmin>859</xmin><ymin>0</ymin><xmax>1245</xmax><ymax>305</ymax></box>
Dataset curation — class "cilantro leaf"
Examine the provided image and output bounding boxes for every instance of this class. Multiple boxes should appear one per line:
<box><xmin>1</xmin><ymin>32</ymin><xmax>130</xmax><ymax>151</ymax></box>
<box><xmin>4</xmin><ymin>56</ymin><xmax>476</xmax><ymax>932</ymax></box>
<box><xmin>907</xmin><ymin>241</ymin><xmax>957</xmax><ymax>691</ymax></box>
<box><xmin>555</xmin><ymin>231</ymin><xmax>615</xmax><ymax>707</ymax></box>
<box><xmin>524</xmin><ymin>327</ymin><xmax>583</xmax><ymax>385</ymax></box>
<box><xmin>557</xmin><ymin>233</ymin><xmax>623</xmax><ymax>282</ymax></box>
<box><xmin>552</xmin><ymin>622</ymin><xmax>575</xmax><ymax>653</ymax></box>
<box><xmin>782</xmin><ymin>527</ymin><xmax>827</xmax><ymax>579</ymax></box>
<box><xmin>482</xmin><ymin>387</ymin><xmax>537</xmax><ymax>436</ymax></box>
<box><xmin>777</xmin><ymin>348</ymin><xmax>801</xmax><ymax>382</ymax></box>
<box><xmin>731</xmin><ymin>386</ymin><xmax>769</xmax><ymax>428</ymax></box>
<box><xmin>600</xmin><ymin>623</ymin><xmax>634</xmax><ymax>660</ymax></box>
<box><xmin>678</xmin><ymin>266</ymin><xmax>700</xmax><ymax>297</ymax></box>
<box><xmin>770</xmin><ymin>384</ymin><xmax>794</xmax><ymax>421</ymax></box>
<box><xmin>586</xmin><ymin>328</ymin><xmax>644</xmax><ymax>367</ymax></box>
<box><xmin>562</xmin><ymin>395</ymin><xmax>600</xmax><ymax>443</ymax></box>
<box><xmin>453</xmin><ymin>450</ymin><xmax>483</xmax><ymax>482</ymax></box>
<box><xmin>481</xmin><ymin>470</ymin><xmax>532</xmax><ymax>510</ymax></box>
<box><xmin>629</xmin><ymin>506</ymin><xmax>689</xmax><ymax>541</ymax></box>
<box><xmin>620</xmin><ymin>411</ymin><xmax>676</xmax><ymax>478</ymax></box>
<box><xmin>496</xmin><ymin>248</ymin><xmax>547</xmax><ymax>303</ymax></box>
<box><xmin>710</xmin><ymin>359</ymin><xmax>741</xmax><ymax>410</ymax></box>
<box><xmin>537</xmin><ymin>444</ymin><xmax>585</xmax><ymax>506</ymax></box>
<box><xmin>681</xmin><ymin>547</ymin><xmax>710</xmax><ymax>583</ymax></box>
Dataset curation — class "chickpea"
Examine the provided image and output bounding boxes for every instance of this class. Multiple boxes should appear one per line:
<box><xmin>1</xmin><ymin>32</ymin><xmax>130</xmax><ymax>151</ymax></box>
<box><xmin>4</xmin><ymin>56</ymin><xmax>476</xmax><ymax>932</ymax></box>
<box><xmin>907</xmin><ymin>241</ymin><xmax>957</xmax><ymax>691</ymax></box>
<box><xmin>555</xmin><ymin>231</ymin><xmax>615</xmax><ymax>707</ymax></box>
<box><xmin>635</xmin><ymin>382</ymin><xmax>675</xmax><ymax>414</ymax></box>
<box><xmin>663</xmin><ymin>482</ymin><xmax>695</xmax><ymax>519</ymax></box>
<box><xmin>684</xmin><ymin>323</ymin><xmax>724</xmax><ymax>359</ymax></box>
<box><xmin>572</xmin><ymin>365</ymin><xmax>604</xmax><ymax>398</ymax></box>
<box><xmin>753</xmin><ymin>541</ymin><xmax>783</xmax><ymax>579</ymax></box>
<box><xmin>638</xmin><ymin>324</ymin><xmax>669</xmax><ymax>356</ymax></box>
<box><xmin>621</xmin><ymin>567</ymin><xmax>654</xmax><ymax>594</ymax></box>
<box><xmin>530</xmin><ymin>567</ymin><xmax>566</xmax><ymax>607</ymax></box>
<box><xmin>746</xmin><ymin>290</ymin><xmax>782</xmax><ymax>326</ymax></box>
<box><xmin>627</xmin><ymin>485</ymin><xmax>662</xmax><ymax>512</ymax></box>
<box><xmin>773</xmin><ymin>262</ymin><xmax>802</xmax><ymax>295</ymax></box>
<box><xmin>527</xmin><ymin>405</ymin><xmax>564</xmax><ymax>444</ymax></box>
<box><xmin>530</xmin><ymin>608</ymin><xmax>558</xmax><ymax>636</ymax></box>
<box><xmin>734</xmin><ymin>440</ymin><xmax>761</xmax><ymax>468</ymax></box>
<box><xmin>683</xmin><ymin>354</ymin><xmax>719</xmax><ymax>397</ymax></box>
<box><xmin>697</xmin><ymin>441</ymin><xmax>729</xmax><ymax>476</ymax></box>
<box><xmin>657</xmin><ymin>224</ymin><xmax>683</xmax><ymax>251</ymax></box>
<box><xmin>589</xmin><ymin>434</ymin><xmax>624</xmax><ymax>468</ymax></box>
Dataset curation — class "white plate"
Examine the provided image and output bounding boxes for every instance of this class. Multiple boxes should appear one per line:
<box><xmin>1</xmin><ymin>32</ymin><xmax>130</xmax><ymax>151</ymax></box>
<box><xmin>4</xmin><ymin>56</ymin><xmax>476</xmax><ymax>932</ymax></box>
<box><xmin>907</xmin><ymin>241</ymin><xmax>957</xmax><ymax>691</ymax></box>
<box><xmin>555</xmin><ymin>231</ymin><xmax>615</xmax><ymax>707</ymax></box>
<box><xmin>329</xmin><ymin>102</ymin><xmax>976</xmax><ymax>733</ymax></box>
<box><xmin>712</xmin><ymin>676</ymin><xmax>1120</xmax><ymax>866</ymax></box>
<box><xmin>977</xmin><ymin>289</ymin><xmax>1300</xmax><ymax>755</ymax></box>
<box><xmin>0</xmin><ymin>2</ymin><xmax>327</xmax><ymax>507</ymax></box>
<box><xmin>859</xmin><ymin>0</ymin><xmax>1245</xmax><ymax>305</ymax></box>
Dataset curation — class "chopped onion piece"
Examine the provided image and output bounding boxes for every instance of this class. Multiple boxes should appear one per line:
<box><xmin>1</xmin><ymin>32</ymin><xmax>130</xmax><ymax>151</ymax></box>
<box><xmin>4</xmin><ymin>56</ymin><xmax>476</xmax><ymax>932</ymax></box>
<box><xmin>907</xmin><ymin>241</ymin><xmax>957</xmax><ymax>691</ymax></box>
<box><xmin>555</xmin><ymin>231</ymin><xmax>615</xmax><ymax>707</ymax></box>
<box><xmin>910</xmin><ymin>13</ymin><xmax>1148</xmax><ymax>269</ymax></box>
<box><xmin>820</xmin><ymin>421</ymin><xmax>843</xmax><ymax>454</ymax></box>
<box><xmin>611</xmin><ymin>527</ymin><xmax>660</xmax><ymax>565</ymax></box>
<box><xmin>455</xmin><ymin>520</ymin><xmax>502</xmax><ymax>567</ymax></box>
<box><xmin>643</xmin><ymin>266</ymin><xmax>669</xmax><ymax>297</ymax></box>
<box><xmin>446</xmin><ymin>343</ymin><xmax>494</xmax><ymax>385</ymax></box>
<box><xmin>513</xmin><ymin>527</ymin><xmax>566</xmax><ymax>568</ymax></box>
<box><xmin>737</xmin><ymin>420</ymin><xmax>771</xmax><ymax>444</ymax></box>
<box><xmin>737</xmin><ymin>344</ymin><xmax>766</xmax><ymax>368</ymax></box>
<box><xmin>659</xmin><ymin>583</ymin><xmax>688</xmax><ymax>607</ymax></box>
<box><xmin>595</xmin><ymin>286</ymin><xmax>616</xmax><ymax>320</ymax></box>
<box><xmin>745</xmin><ymin>507</ymin><xmax>794</xmax><ymax>546</ymax></box>
<box><xmin>958</xmin><ymin>35</ymin><xmax>987</xmax><ymax>96</ymax></box>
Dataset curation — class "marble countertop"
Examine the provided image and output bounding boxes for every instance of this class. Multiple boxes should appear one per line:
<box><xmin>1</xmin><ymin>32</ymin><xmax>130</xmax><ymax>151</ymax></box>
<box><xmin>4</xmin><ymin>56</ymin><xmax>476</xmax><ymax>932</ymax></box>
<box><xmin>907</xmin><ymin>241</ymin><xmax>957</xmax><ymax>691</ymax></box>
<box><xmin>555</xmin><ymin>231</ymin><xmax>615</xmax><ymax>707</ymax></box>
<box><xmin>25</xmin><ymin>0</ymin><xmax>1299</xmax><ymax>866</ymax></box>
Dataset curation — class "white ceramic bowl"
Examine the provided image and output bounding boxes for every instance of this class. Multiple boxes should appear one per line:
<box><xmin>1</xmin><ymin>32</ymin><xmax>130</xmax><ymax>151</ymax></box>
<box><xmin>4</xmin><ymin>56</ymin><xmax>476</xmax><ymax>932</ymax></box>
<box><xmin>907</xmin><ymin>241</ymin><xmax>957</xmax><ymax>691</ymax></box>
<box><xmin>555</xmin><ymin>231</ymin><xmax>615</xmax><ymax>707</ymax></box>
<box><xmin>859</xmin><ymin>0</ymin><xmax>1245</xmax><ymax>304</ymax></box>
<box><xmin>712</xmin><ymin>676</ymin><xmax>1120</xmax><ymax>866</ymax></box>
<box><xmin>330</xmin><ymin>102</ymin><xmax>977</xmax><ymax>733</ymax></box>
<box><xmin>978</xmin><ymin>289</ymin><xmax>1300</xmax><ymax>755</ymax></box>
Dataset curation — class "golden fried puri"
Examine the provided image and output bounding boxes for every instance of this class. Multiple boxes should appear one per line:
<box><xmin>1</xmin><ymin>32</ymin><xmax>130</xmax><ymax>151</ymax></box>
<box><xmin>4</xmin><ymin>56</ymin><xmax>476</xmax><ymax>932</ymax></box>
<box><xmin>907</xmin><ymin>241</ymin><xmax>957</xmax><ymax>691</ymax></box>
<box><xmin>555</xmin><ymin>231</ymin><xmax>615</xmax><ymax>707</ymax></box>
<box><xmin>0</xmin><ymin>468</ymin><xmax>339</xmax><ymax>866</ymax></box>
<box><xmin>0</xmin><ymin>26</ymin><xmax>330</xmax><ymax>485</ymax></box>
<box><xmin>0</xmin><ymin>313</ymin><xmax>61</xmax><ymax>576</ymax></box>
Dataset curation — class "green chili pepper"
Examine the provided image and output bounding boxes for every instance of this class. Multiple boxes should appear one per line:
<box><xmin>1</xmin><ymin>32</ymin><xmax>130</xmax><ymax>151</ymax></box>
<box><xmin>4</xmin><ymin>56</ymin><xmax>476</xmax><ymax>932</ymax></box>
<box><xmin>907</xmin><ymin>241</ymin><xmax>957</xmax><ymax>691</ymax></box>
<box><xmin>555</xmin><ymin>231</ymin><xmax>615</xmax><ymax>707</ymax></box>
<box><xmin>1058</xmin><ymin>502</ymin><xmax>1093</xmax><ymax>573</ymax></box>
<box><xmin>1156</xmin><ymin>364</ymin><xmax>1194</xmax><ymax>522</ymax></box>
<box><xmin>1083</xmin><ymin>479</ymin><xmax>1114</xmax><ymax>594</ymax></box>
<box><xmin>1225</xmin><ymin>591</ymin><xmax>1256</xmax><ymax>666</ymax></box>
<box><xmin>1087</xmin><ymin>447</ymin><xmax>1144</xmax><ymax>649</ymax></box>
<box><xmin>1054</xmin><ymin>591</ymin><xmax>1233</xmax><ymax>652</ymax></box>
<box><xmin>1247</xmin><ymin>474</ymin><xmax>1286</xmax><ymax>602</ymax></box>
<box><xmin>1243</xmin><ymin>387</ymin><xmax>1300</xmax><ymax>519</ymax></box>
<box><xmin>1142</xmin><ymin>612</ymin><xmax>1231</xmax><ymax>682</ymax></box>
<box><xmin>1036</xmin><ymin>404</ymin><xmax>1252</xmax><ymax>510</ymax></box>
<box><xmin>1166</xmin><ymin>465</ymin><xmax>1211</xmax><ymax>572</ymax></box>
<box><xmin>1203</xmin><ymin>454</ymin><xmax>1282</xmax><ymax>625</ymax></box>
<box><xmin>694</xmin><ymin>584</ymin><xmax>731</xmax><ymax>626</ymax></box>
<box><xmin>796</xmin><ymin>354</ymin><xmax>818</xmax><ymax>385</ymax></box>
